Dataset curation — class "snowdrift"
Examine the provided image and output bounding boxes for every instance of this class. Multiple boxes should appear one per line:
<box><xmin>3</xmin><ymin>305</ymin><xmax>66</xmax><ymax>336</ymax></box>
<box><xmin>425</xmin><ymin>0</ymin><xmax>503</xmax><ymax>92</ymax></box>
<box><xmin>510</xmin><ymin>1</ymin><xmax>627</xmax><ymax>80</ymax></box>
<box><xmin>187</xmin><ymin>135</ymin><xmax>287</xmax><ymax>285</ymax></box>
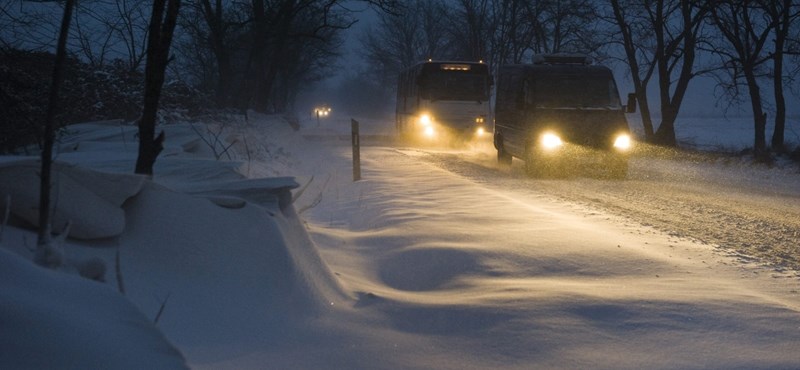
<box><xmin>0</xmin><ymin>119</ymin><xmax>345</xmax><ymax>367</ymax></box>
<box><xmin>0</xmin><ymin>247</ymin><xmax>188</xmax><ymax>369</ymax></box>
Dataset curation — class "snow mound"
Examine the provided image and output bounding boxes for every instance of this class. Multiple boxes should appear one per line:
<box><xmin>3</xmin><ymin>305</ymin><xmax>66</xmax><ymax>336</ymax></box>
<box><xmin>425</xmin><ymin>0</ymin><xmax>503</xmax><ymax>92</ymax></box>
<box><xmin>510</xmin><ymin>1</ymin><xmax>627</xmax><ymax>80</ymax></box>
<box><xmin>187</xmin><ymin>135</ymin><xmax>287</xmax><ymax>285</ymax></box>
<box><xmin>0</xmin><ymin>248</ymin><xmax>187</xmax><ymax>369</ymax></box>
<box><xmin>0</xmin><ymin>159</ymin><xmax>145</xmax><ymax>239</ymax></box>
<box><xmin>118</xmin><ymin>179</ymin><xmax>346</xmax><ymax>359</ymax></box>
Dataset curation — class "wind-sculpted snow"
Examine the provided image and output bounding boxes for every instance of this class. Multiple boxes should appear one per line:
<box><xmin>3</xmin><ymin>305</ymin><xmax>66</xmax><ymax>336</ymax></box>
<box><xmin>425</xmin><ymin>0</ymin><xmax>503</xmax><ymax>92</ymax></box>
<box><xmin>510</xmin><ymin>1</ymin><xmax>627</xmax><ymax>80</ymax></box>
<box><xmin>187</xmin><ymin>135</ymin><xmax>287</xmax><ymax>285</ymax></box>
<box><xmin>0</xmin><ymin>159</ymin><xmax>145</xmax><ymax>239</ymax></box>
<box><xmin>0</xmin><ymin>117</ymin><xmax>345</xmax><ymax>368</ymax></box>
<box><xmin>0</xmin><ymin>248</ymin><xmax>188</xmax><ymax>369</ymax></box>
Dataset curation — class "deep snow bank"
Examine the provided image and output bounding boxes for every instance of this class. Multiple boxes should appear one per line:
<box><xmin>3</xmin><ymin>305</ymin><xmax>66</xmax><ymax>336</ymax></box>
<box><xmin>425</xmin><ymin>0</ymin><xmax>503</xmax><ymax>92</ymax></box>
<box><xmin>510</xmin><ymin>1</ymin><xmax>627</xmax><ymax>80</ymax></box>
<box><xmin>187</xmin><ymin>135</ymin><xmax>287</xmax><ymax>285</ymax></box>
<box><xmin>0</xmin><ymin>117</ymin><xmax>346</xmax><ymax>366</ymax></box>
<box><xmin>0</xmin><ymin>158</ymin><xmax>145</xmax><ymax>239</ymax></box>
<box><xmin>0</xmin><ymin>248</ymin><xmax>188</xmax><ymax>369</ymax></box>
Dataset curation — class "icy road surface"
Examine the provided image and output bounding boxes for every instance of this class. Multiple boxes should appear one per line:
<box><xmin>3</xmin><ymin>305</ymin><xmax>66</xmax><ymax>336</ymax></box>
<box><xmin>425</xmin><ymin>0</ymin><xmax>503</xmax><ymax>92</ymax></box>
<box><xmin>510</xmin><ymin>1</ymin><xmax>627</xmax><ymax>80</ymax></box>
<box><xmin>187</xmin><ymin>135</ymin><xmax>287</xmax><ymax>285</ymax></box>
<box><xmin>423</xmin><ymin>143</ymin><xmax>800</xmax><ymax>273</ymax></box>
<box><xmin>241</xmin><ymin>116</ymin><xmax>800</xmax><ymax>369</ymax></box>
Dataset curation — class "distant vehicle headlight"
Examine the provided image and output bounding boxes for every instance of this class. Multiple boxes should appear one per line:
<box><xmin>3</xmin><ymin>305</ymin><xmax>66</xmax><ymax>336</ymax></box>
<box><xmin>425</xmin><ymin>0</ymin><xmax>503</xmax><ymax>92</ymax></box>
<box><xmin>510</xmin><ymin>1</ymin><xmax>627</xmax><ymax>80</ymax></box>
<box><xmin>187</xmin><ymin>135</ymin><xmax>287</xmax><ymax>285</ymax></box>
<box><xmin>541</xmin><ymin>132</ymin><xmax>563</xmax><ymax>150</ymax></box>
<box><xmin>476</xmin><ymin>127</ymin><xmax>486</xmax><ymax>137</ymax></box>
<box><xmin>423</xmin><ymin>125</ymin><xmax>436</xmax><ymax>138</ymax></box>
<box><xmin>613</xmin><ymin>134</ymin><xmax>632</xmax><ymax>150</ymax></box>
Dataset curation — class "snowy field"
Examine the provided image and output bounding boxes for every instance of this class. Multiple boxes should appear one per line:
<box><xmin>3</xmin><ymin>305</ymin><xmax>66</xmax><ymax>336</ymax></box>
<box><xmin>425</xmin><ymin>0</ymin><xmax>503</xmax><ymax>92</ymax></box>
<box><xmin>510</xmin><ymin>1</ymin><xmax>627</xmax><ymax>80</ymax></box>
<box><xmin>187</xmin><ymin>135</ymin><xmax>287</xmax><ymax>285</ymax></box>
<box><xmin>1</xmin><ymin>112</ymin><xmax>800</xmax><ymax>369</ymax></box>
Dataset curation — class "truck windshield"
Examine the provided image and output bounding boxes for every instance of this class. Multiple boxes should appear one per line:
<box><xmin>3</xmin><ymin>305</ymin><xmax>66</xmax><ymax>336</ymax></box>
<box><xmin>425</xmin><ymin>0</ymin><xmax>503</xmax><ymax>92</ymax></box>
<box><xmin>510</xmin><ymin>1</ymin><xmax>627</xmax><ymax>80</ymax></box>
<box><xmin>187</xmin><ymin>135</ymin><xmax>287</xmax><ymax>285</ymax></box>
<box><xmin>421</xmin><ymin>73</ymin><xmax>489</xmax><ymax>102</ymax></box>
<box><xmin>533</xmin><ymin>76</ymin><xmax>621</xmax><ymax>109</ymax></box>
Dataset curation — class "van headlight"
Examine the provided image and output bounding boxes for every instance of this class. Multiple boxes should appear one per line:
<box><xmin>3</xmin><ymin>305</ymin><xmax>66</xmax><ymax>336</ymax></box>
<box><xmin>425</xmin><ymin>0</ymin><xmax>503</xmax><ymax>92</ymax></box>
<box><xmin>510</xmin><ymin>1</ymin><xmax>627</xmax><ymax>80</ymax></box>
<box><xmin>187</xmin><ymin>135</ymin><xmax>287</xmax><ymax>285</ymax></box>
<box><xmin>541</xmin><ymin>132</ymin><xmax>563</xmax><ymax>150</ymax></box>
<box><xmin>613</xmin><ymin>134</ymin><xmax>632</xmax><ymax>151</ymax></box>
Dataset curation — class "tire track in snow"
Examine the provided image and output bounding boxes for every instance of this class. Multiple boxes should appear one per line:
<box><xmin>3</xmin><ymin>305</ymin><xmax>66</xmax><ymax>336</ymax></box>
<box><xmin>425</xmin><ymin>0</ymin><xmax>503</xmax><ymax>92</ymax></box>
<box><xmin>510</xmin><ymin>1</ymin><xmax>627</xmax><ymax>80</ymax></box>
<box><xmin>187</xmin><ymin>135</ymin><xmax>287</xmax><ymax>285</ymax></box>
<box><xmin>414</xmin><ymin>149</ymin><xmax>800</xmax><ymax>274</ymax></box>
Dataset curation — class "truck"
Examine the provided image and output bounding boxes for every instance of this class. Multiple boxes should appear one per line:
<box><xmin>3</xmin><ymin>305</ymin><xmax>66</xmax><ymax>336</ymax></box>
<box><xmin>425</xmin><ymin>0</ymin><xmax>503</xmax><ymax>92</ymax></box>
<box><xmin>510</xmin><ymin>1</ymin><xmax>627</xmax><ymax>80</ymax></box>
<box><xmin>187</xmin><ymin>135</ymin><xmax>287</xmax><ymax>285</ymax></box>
<box><xmin>493</xmin><ymin>54</ymin><xmax>635</xmax><ymax>178</ymax></box>
<box><xmin>396</xmin><ymin>61</ymin><xmax>492</xmax><ymax>143</ymax></box>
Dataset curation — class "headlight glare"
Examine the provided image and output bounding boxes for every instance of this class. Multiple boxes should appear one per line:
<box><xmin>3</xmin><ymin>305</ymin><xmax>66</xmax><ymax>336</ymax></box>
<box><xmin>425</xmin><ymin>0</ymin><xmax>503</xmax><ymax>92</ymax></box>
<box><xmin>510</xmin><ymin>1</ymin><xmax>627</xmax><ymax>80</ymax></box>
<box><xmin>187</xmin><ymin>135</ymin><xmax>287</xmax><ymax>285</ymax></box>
<box><xmin>420</xmin><ymin>113</ymin><xmax>432</xmax><ymax>126</ymax></box>
<box><xmin>614</xmin><ymin>134</ymin><xmax>632</xmax><ymax>150</ymax></box>
<box><xmin>541</xmin><ymin>132</ymin><xmax>563</xmax><ymax>149</ymax></box>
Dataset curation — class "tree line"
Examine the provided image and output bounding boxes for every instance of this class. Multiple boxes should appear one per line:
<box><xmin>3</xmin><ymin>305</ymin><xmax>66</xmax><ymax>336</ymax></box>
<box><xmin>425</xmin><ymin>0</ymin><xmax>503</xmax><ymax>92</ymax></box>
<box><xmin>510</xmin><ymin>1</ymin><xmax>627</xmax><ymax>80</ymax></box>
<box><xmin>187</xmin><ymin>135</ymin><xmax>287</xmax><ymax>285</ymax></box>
<box><xmin>361</xmin><ymin>0</ymin><xmax>800</xmax><ymax>156</ymax></box>
<box><xmin>3</xmin><ymin>0</ymin><xmax>798</xmax><ymax>155</ymax></box>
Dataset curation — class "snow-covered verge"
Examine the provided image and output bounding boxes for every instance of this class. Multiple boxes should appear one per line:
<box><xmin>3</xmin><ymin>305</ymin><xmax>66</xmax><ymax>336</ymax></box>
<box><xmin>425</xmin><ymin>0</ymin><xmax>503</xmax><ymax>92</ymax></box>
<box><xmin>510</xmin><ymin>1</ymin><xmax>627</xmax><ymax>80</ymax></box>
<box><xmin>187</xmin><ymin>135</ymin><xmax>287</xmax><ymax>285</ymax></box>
<box><xmin>1</xmin><ymin>113</ymin><xmax>799</xmax><ymax>369</ymax></box>
<box><xmin>0</xmin><ymin>247</ymin><xmax>187</xmax><ymax>369</ymax></box>
<box><xmin>0</xmin><ymin>118</ymin><xmax>344</xmax><ymax>368</ymax></box>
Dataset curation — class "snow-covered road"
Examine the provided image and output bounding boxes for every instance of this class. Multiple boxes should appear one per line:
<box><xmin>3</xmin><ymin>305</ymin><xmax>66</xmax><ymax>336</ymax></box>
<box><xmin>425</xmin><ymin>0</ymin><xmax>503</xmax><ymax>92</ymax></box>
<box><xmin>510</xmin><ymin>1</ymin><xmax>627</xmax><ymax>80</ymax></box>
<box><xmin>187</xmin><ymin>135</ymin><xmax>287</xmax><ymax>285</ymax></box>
<box><xmin>423</xmin><ymin>144</ymin><xmax>800</xmax><ymax>272</ymax></box>
<box><xmin>252</xmin><ymin>117</ymin><xmax>800</xmax><ymax>368</ymax></box>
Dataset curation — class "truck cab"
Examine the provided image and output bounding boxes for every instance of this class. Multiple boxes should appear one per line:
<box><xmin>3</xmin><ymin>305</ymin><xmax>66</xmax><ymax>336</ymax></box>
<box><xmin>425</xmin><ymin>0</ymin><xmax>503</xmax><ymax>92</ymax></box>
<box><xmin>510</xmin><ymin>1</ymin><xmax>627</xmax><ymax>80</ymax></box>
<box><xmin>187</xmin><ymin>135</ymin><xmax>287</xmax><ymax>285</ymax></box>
<box><xmin>493</xmin><ymin>54</ymin><xmax>634</xmax><ymax>178</ymax></box>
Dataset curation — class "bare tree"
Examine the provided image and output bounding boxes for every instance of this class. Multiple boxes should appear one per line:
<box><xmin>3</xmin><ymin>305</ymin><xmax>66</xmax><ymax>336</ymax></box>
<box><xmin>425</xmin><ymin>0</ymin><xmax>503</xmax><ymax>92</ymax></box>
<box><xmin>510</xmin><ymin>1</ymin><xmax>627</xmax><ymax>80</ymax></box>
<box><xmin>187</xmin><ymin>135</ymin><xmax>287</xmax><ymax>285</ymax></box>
<box><xmin>360</xmin><ymin>0</ymin><xmax>454</xmax><ymax>89</ymax></box>
<box><xmin>449</xmin><ymin>0</ymin><xmax>492</xmax><ymax>60</ymax></box>
<box><xmin>360</xmin><ymin>3</ymin><xmax>422</xmax><ymax>74</ymax></box>
<box><xmin>764</xmin><ymin>0</ymin><xmax>800</xmax><ymax>152</ymax></box>
<box><xmin>0</xmin><ymin>2</ymin><xmax>61</xmax><ymax>52</ymax></box>
<box><xmin>704</xmin><ymin>0</ymin><xmax>774</xmax><ymax>158</ymax></box>
<box><xmin>193</xmin><ymin>0</ymin><xmax>235</xmax><ymax>107</ymax></box>
<box><xmin>71</xmin><ymin>2</ymin><xmax>118</xmax><ymax>68</ymax></box>
<box><xmin>527</xmin><ymin>0</ymin><xmax>600</xmax><ymax>55</ymax></box>
<box><xmin>135</xmin><ymin>0</ymin><xmax>182</xmax><ymax>175</ymax></box>
<box><xmin>489</xmin><ymin>0</ymin><xmax>536</xmax><ymax>66</ymax></box>
<box><xmin>37</xmin><ymin>0</ymin><xmax>76</xmax><ymax>268</ymax></box>
<box><xmin>176</xmin><ymin>0</ymin><xmax>392</xmax><ymax>112</ymax></box>
<box><xmin>112</xmin><ymin>0</ymin><xmax>152</xmax><ymax>71</ymax></box>
<box><xmin>607</xmin><ymin>0</ymin><xmax>707</xmax><ymax>145</ymax></box>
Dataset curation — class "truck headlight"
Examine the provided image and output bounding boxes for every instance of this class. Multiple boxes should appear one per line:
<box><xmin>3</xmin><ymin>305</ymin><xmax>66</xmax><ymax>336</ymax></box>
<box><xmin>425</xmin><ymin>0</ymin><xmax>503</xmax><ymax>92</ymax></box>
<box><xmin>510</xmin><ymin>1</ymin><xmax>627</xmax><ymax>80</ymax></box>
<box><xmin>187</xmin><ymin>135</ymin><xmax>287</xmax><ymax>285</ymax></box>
<box><xmin>419</xmin><ymin>113</ymin><xmax>432</xmax><ymax>126</ymax></box>
<box><xmin>613</xmin><ymin>134</ymin><xmax>632</xmax><ymax>150</ymax></box>
<box><xmin>541</xmin><ymin>132</ymin><xmax>563</xmax><ymax>150</ymax></box>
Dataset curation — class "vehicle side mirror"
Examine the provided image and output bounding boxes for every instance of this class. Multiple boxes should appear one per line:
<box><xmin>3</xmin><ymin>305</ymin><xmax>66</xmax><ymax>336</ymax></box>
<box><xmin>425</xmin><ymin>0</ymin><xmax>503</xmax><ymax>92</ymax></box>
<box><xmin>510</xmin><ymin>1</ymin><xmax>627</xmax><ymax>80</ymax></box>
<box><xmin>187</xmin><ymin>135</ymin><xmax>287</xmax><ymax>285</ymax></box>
<box><xmin>626</xmin><ymin>93</ymin><xmax>637</xmax><ymax>113</ymax></box>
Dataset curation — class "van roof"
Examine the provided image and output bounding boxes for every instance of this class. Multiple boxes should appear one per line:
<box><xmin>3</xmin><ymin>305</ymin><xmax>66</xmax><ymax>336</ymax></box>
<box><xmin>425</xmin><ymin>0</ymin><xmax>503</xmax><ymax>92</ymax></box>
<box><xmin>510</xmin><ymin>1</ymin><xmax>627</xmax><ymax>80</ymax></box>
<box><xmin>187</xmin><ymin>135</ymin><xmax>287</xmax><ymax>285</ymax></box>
<box><xmin>501</xmin><ymin>63</ymin><xmax>613</xmax><ymax>77</ymax></box>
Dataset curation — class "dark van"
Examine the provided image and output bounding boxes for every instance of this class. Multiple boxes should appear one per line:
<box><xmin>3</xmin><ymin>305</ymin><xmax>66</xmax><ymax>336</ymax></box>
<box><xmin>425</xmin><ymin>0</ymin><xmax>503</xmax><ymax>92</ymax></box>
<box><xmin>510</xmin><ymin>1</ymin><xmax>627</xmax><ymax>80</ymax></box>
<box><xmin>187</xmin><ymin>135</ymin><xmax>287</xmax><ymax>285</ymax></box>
<box><xmin>493</xmin><ymin>54</ymin><xmax>634</xmax><ymax>178</ymax></box>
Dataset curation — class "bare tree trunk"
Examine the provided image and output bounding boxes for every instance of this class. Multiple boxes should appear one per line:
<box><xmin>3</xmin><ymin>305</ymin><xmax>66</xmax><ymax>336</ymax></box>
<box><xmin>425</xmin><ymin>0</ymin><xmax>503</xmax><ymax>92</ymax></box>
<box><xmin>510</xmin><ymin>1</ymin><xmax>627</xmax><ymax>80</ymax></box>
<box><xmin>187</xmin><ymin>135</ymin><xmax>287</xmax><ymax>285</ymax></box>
<box><xmin>200</xmin><ymin>0</ymin><xmax>233</xmax><ymax>107</ymax></box>
<box><xmin>707</xmin><ymin>0</ymin><xmax>773</xmax><ymax>159</ymax></box>
<box><xmin>744</xmin><ymin>69</ymin><xmax>768</xmax><ymax>157</ymax></box>
<box><xmin>654</xmin><ymin>0</ymin><xmax>702</xmax><ymax>147</ymax></box>
<box><xmin>37</xmin><ymin>0</ymin><xmax>76</xmax><ymax>268</ymax></box>
<box><xmin>135</xmin><ymin>0</ymin><xmax>181</xmax><ymax>175</ymax></box>
<box><xmin>769</xmin><ymin>0</ymin><xmax>793</xmax><ymax>153</ymax></box>
<box><xmin>609</xmin><ymin>0</ymin><xmax>655</xmax><ymax>140</ymax></box>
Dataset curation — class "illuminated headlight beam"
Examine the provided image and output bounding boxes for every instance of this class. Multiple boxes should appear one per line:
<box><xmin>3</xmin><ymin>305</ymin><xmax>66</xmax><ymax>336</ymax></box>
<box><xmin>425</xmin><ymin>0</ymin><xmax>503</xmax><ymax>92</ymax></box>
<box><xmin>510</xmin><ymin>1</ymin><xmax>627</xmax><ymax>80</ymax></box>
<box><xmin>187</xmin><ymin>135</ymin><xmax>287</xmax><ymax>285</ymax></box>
<box><xmin>613</xmin><ymin>134</ymin><xmax>632</xmax><ymax>150</ymax></box>
<box><xmin>541</xmin><ymin>132</ymin><xmax>563</xmax><ymax>150</ymax></box>
<box><xmin>419</xmin><ymin>114</ymin><xmax>432</xmax><ymax>126</ymax></box>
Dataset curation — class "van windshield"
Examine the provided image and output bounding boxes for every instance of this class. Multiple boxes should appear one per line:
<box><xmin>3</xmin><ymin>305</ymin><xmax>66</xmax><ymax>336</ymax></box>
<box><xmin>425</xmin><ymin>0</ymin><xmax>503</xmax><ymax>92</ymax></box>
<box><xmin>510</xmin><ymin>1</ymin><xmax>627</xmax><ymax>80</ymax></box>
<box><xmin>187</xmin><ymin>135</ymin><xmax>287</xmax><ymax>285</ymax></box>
<box><xmin>532</xmin><ymin>76</ymin><xmax>621</xmax><ymax>109</ymax></box>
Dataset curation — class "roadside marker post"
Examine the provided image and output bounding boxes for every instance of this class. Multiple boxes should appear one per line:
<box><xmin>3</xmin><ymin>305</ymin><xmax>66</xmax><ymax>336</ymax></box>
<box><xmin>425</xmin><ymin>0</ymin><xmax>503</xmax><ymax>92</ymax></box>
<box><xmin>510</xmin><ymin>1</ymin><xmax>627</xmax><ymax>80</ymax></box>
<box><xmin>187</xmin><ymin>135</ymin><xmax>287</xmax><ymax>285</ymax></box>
<box><xmin>351</xmin><ymin>119</ymin><xmax>361</xmax><ymax>181</ymax></box>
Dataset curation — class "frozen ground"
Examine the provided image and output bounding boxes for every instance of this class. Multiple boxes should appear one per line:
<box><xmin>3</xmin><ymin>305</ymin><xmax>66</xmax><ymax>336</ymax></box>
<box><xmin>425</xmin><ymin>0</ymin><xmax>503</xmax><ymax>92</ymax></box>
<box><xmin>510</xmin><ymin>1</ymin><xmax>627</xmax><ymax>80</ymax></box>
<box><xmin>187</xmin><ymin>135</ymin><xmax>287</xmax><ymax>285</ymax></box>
<box><xmin>1</xmin><ymin>112</ymin><xmax>799</xmax><ymax>369</ymax></box>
